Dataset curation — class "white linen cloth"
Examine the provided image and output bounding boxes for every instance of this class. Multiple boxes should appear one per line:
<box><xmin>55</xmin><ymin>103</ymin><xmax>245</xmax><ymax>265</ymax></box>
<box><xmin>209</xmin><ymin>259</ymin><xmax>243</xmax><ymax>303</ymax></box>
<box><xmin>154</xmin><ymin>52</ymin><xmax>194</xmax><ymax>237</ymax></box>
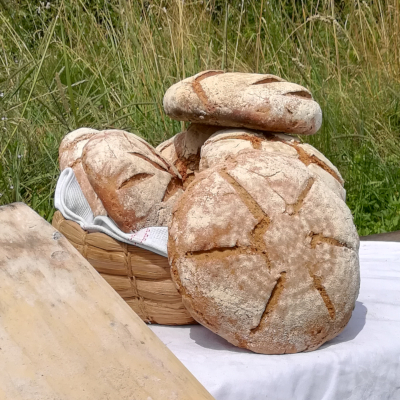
<box><xmin>150</xmin><ymin>241</ymin><xmax>400</xmax><ymax>400</ymax></box>
<box><xmin>54</xmin><ymin>168</ymin><xmax>168</xmax><ymax>257</ymax></box>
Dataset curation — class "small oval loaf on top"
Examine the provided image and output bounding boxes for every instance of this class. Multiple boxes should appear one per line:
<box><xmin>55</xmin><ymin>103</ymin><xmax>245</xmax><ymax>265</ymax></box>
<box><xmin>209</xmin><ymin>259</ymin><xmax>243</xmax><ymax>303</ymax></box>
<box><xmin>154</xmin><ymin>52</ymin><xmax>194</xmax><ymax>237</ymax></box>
<box><xmin>156</xmin><ymin>124</ymin><xmax>220</xmax><ymax>186</ymax></box>
<box><xmin>169</xmin><ymin>150</ymin><xmax>360</xmax><ymax>354</ymax></box>
<box><xmin>200</xmin><ymin>128</ymin><xmax>346</xmax><ymax>200</ymax></box>
<box><xmin>163</xmin><ymin>71</ymin><xmax>322</xmax><ymax>135</ymax></box>
<box><xmin>82</xmin><ymin>130</ymin><xmax>183</xmax><ymax>233</ymax></box>
<box><xmin>59</xmin><ymin>127</ymin><xmax>107</xmax><ymax>216</ymax></box>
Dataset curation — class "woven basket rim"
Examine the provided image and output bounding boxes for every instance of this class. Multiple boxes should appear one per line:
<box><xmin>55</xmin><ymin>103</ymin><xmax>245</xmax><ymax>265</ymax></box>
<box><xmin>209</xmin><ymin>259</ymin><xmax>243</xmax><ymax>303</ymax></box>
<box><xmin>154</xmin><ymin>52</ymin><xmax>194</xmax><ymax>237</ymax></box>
<box><xmin>52</xmin><ymin>211</ymin><xmax>195</xmax><ymax>325</ymax></box>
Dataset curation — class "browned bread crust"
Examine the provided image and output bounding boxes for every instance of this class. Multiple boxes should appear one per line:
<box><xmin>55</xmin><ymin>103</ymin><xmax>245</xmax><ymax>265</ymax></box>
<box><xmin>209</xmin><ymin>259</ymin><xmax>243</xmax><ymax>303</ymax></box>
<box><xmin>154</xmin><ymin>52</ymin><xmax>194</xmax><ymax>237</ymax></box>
<box><xmin>163</xmin><ymin>71</ymin><xmax>322</xmax><ymax>135</ymax></box>
<box><xmin>156</xmin><ymin>124</ymin><xmax>220</xmax><ymax>187</ymax></box>
<box><xmin>168</xmin><ymin>150</ymin><xmax>359</xmax><ymax>354</ymax></box>
<box><xmin>82</xmin><ymin>130</ymin><xmax>183</xmax><ymax>233</ymax></box>
<box><xmin>59</xmin><ymin>128</ymin><xmax>107</xmax><ymax>216</ymax></box>
<box><xmin>200</xmin><ymin>128</ymin><xmax>345</xmax><ymax>200</ymax></box>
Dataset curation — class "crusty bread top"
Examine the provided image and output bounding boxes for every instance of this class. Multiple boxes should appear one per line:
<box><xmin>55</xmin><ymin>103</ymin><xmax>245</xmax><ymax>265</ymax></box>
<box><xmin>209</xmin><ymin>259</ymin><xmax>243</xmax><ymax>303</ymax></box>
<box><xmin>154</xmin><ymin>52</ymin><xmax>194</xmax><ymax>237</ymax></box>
<box><xmin>59</xmin><ymin>127</ymin><xmax>100</xmax><ymax>170</ymax></box>
<box><xmin>82</xmin><ymin>130</ymin><xmax>182</xmax><ymax>232</ymax></box>
<box><xmin>168</xmin><ymin>150</ymin><xmax>359</xmax><ymax>354</ymax></box>
<box><xmin>200</xmin><ymin>128</ymin><xmax>345</xmax><ymax>200</ymax></box>
<box><xmin>163</xmin><ymin>71</ymin><xmax>322</xmax><ymax>135</ymax></box>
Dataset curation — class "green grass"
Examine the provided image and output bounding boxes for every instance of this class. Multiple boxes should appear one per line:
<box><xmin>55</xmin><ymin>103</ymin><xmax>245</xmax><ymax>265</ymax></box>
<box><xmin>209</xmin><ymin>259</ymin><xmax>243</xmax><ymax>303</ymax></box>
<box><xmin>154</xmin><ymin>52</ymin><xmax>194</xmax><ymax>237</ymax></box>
<box><xmin>1</xmin><ymin>0</ymin><xmax>400</xmax><ymax>234</ymax></box>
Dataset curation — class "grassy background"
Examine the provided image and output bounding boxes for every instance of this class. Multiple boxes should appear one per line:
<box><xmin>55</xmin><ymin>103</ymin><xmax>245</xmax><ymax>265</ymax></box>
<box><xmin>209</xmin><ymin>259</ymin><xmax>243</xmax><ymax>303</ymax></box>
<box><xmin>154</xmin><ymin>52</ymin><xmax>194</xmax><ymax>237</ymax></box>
<box><xmin>1</xmin><ymin>0</ymin><xmax>400</xmax><ymax>235</ymax></box>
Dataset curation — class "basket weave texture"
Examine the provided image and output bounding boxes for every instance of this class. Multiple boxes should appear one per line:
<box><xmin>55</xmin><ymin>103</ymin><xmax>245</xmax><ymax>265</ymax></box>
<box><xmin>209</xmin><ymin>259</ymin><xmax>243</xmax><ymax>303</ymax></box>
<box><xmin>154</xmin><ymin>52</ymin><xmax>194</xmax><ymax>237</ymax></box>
<box><xmin>52</xmin><ymin>211</ymin><xmax>195</xmax><ymax>325</ymax></box>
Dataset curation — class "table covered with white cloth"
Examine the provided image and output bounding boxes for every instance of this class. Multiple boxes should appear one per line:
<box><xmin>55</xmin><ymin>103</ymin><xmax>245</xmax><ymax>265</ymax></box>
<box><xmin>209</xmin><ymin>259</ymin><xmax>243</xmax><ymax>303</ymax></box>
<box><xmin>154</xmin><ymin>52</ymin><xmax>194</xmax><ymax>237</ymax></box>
<box><xmin>150</xmin><ymin>241</ymin><xmax>400</xmax><ymax>400</ymax></box>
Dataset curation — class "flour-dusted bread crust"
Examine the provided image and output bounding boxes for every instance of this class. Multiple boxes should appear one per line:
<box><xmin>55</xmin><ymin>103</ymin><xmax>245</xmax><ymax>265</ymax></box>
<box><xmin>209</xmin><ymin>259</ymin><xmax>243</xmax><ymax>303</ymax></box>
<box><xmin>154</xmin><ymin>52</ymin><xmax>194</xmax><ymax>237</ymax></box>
<box><xmin>156</xmin><ymin>124</ymin><xmax>220</xmax><ymax>186</ymax></box>
<box><xmin>200</xmin><ymin>129</ymin><xmax>346</xmax><ymax>200</ymax></box>
<box><xmin>59</xmin><ymin>127</ymin><xmax>107</xmax><ymax>216</ymax></box>
<box><xmin>163</xmin><ymin>71</ymin><xmax>322</xmax><ymax>135</ymax></box>
<box><xmin>156</xmin><ymin>136</ymin><xmax>177</xmax><ymax>164</ymax></box>
<box><xmin>168</xmin><ymin>151</ymin><xmax>360</xmax><ymax>354</ymax></box>
<box><xmin>82</xmin><ymin>130</ymin><xmax>183</xmax><ymax>233</ymax></box>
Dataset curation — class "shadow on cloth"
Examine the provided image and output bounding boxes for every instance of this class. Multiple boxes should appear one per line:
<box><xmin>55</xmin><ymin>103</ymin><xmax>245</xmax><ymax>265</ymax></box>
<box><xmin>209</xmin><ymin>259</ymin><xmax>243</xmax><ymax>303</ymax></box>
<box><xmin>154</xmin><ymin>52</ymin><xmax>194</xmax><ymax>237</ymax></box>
<box><xmin>189</xmin><ymin>301</ymin><xmax>367</xmax><ymax>353</ymax></box>
<box><xmin>318</xmin><ymin>301</ymin><xmax>368</xmax><ymax>350</ymax></box>
<box><xmin>189</xmin><ymin>325</ymin><xmax>251</xmax><ymax>353</ymax></box>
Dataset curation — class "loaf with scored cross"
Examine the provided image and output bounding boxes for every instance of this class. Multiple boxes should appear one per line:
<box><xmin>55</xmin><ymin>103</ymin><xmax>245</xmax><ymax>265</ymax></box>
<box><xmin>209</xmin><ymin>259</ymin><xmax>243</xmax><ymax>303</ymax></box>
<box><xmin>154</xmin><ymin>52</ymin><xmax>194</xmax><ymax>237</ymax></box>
<box><xmin>168</xmin><ymin>150</ymin><xmax>359</xmax><ymax>354</ymax></box>
<box><xmin>163</xmin><ymin>71</ymin><xmax>322</xmax><ymax>135</ymax></box>
<box><xmin>82</xmin><ymin>129</ymin><xmax>183</xmax><ymax>233</ymax></box>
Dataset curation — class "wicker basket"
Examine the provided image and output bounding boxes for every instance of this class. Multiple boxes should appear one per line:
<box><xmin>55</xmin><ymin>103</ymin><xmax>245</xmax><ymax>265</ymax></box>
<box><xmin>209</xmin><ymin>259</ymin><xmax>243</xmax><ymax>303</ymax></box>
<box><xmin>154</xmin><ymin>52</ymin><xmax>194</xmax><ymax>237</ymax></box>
<box><xmin>52</xmin><ymin>211</ymin><xmax>195</xmax><ymax>325</ymax></box>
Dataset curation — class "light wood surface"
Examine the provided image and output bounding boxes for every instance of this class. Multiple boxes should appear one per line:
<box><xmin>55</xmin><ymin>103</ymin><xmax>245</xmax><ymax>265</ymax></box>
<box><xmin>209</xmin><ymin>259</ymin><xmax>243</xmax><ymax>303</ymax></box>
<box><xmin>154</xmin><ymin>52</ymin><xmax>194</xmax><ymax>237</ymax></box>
<box><xmin>0</xmin><ymin>203</ymin><xmax>214</xmax><ymax>400</ymax></box>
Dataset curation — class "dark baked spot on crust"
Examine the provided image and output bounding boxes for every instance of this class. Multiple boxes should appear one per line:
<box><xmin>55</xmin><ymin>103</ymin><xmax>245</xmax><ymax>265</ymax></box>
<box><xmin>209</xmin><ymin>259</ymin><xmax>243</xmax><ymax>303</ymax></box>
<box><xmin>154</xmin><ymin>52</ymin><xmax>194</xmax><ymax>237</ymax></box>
<box><xmin>128</xmin><ymin>152</ymin><xmax>169</xmax><ymax>172</ymax></box>
<box><xmin>252</xmin><ymin>77</ymin><xmax>283</xmax><ymax>85</ymax></box>
<box><xmin>207</xmin><ymin>134</ymin><xmax>264</xmax><ymax>150</ymax></box>
<box><xmin>192</xmin><ymin>71</ymin><xmax>224</xmax><ymax>112</ymax></box>
<box><xmin>277</xmin><ymin>140</ymin><xmax>343</xmax><ymax>184</ymax></box>
<box><xmin>174</xmin><ymin>153</ymin><xmax>201</xmax><ymax>183</ymax></box>
<box><xmin>162</xmin><ymin>176</ymin><xmax>183</xmax><ymax>201</ymax></box>
<box><xmin>285</xmin><ymin>90</ymin><xmax>312</xmax><ymax>99</ymax></box>
<box><xmin>286</xmin><ymin>178</ymin><xmax>315</xmax><ymax>215</ymax></box>
<box><xmin>118</xmin><ymin>173</ymin><xmax>154</xmax><ymax>190</ymax></box>
<box><xmin>186</xmin><ymin>246</ymin><xmax>241</xmax><ymax>260</ymax></box>
<box><xmin>123</xmin><ymin>130</ymin><xmax>177</xmax><ymax>175</ymax></box>
<box><xmin>218</xmin><ymin>168</ymin><xmax>272</xmax><ymax>268</ymax></box>
<box><xmin>308</xmin><ymin>231</ymin><xmax>349</xmax><ymax>249</ymax></box>
<box><xmin>307</xmin><ymin>267</ymin><xmax>336</xmax><ymax>319</ymax></box>
<box><xmin>250</xmin><ymin>272</ymin><xmax>287</xmax><ymax>333</ymax></box>
<box><xmin>68</xmin><ymin>157</ymin><xmax>82</xmax><ymax>169</ymax></box>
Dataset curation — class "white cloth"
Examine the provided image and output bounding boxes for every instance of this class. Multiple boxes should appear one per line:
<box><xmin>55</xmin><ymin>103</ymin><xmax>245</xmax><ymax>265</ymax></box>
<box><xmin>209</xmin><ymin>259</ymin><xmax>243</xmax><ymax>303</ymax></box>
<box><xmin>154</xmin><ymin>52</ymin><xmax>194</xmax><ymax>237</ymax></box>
<box><xmin>150</xmin><ymin>241</ymin><xmax>400</xmax><ymax>400</ymax></box>
<box><xmin>54</xmin><ymin>168</ymin><xmax>168</xmax><ymax>257</ymax></box>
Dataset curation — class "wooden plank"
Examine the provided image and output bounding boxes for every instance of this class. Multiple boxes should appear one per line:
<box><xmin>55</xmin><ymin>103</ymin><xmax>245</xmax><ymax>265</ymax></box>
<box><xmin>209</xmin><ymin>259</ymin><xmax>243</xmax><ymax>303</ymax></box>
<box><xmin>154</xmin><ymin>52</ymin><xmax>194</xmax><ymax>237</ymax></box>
<box><xmin>100</xmin><ymin>273</ymin><xmax>136</xmax><ymax>298</ymax></box>
<box><xmin>0</xmin><ymin>203</ymin><xmax>214</xmax><ymax>400</ymax></box>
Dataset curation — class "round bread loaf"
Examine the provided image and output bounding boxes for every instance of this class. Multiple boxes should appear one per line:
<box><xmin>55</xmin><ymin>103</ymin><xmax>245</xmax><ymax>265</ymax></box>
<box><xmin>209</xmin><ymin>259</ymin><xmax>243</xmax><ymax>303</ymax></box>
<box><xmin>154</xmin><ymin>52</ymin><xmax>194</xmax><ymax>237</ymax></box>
<box><xmin>82</xmin><ymin>130</ymin><xmax>183</xmax><ymax>233</ymax></box>
<box><xmin>168</xmin><ymin>150</ymin><xmax>360</xmax><ymax>354</ymax></box>
<box><xmin>59</xmin><ymin>127</ymin><xmax>107</xmax><ymax>216</ymax></box>
<box><xmin>163</xmin><ymin>71</ymin><xmax>322</xmax><ymax>135</ymax></box>
<box><xmin>156</xmin><ymin>124</ymin><xmax>220</xmax><ymax>186</ymax></box>
<box><xmin>200</xmin><ymin>128</ymin><xmax>345</xmax><ymax>200</ymax></box>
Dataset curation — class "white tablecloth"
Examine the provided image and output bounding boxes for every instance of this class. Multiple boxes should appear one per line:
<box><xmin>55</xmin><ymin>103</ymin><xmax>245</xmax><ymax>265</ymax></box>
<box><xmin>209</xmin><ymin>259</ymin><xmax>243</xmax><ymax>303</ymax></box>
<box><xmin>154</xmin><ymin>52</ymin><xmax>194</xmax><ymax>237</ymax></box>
<box><xmin>150</xmin><ymin>241</ymin><xmax>400</xmax><ymax>400</ymax></box>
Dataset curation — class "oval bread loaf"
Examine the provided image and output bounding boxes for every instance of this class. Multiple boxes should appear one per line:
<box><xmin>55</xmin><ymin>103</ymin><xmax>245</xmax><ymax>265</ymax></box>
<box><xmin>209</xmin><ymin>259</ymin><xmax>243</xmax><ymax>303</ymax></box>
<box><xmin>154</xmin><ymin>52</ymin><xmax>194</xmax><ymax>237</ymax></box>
<box><xmin>200</xmin><ymin>128</ymin><xmax>345</xmax><ymax>200</ymax></box>
<box><xmin>156</xmin><ymin>124</ymin><xmax>220</xmax><ymax>186</ymax></box>
<box><xmin>59</xmin><ymin>128</ymin><xmax>107</xmax><ymax>216</ymax></box>
<box><xmin>163</xmin><ymin>71</ymin><xmax>322</xmax><ymax>135</ymax></box>
<box><xmin>82</xmin><ymin>130</ymin><xmax>183</xmax><ymax>233</ymax></box>
<box><xmin>168</xmin><ymin>150</ymin><xmax>360</xmax><ymax>354</ymax></box>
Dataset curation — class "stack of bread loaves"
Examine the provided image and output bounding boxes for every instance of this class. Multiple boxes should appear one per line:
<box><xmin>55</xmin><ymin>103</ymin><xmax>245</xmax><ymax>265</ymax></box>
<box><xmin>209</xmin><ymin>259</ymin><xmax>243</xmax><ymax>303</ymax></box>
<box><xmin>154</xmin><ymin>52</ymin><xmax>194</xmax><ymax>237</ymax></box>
<box><xmin>160</xmin><ymin>71</ymin><xmax>360</xmax><ymax>354</ymax></box>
